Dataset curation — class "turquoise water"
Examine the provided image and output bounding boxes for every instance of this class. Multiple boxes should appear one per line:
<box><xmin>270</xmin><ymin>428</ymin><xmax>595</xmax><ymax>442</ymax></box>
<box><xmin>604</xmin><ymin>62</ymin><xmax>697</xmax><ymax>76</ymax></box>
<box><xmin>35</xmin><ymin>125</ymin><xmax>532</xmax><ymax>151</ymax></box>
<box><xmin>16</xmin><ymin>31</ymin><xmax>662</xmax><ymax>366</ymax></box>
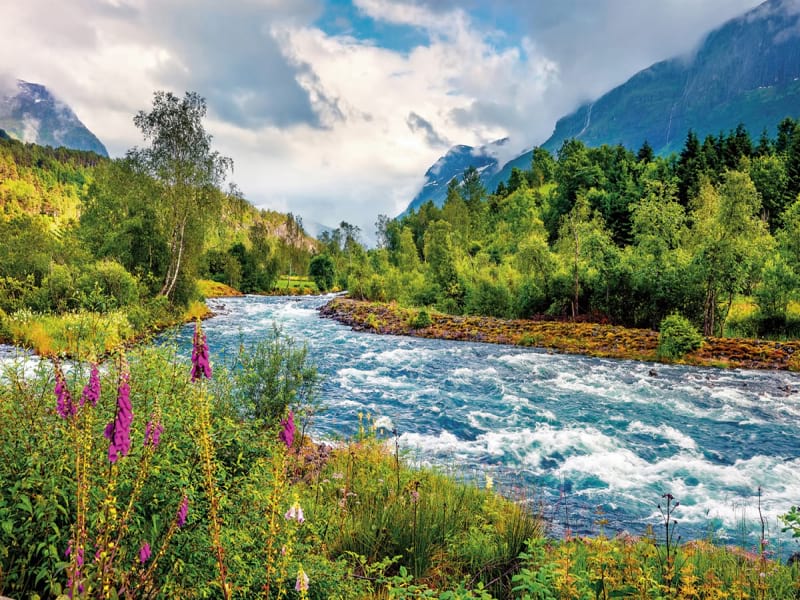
<box><xmin>166</xmin><ymin>295</ymin><xmax>800</xmax><ymax>552</ymax></box>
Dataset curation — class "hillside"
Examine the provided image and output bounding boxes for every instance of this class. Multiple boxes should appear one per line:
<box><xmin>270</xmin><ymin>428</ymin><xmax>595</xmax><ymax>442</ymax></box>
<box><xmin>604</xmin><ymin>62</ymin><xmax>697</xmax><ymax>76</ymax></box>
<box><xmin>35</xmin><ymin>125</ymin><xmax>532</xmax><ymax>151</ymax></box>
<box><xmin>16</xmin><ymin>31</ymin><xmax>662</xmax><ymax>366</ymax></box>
<box><xmin>403</xmin><ymin>138</ymin><xmax>509</xmax><ymax>213</ymax></box>
<box><xmin>405</xmin><ymin>0</ymin><xmax>800</xmax><ymax>213</ymax></box>
<box><xmin>542</xmin><ymin>0</ymin><xmax>800</xmax><ymax>154</ymax></box>
<box><xmin>0</xmin><ymin>80</ymin><xmax>109</xmax><ymax>157</ymax></box>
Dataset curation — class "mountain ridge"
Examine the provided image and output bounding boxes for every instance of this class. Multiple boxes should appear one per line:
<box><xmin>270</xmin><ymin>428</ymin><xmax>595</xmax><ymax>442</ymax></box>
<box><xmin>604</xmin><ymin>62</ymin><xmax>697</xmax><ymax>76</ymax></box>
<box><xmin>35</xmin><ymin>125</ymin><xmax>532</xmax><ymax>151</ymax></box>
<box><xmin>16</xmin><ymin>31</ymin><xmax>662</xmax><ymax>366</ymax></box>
<box><xmin>0</xmin><ymin>80</ymin><xmax>108</xmax><ymax>157</ymax></box>
<box><xmin>404</xmin><ymin>0</ymin><xmax>800</xmax><ymax>214</ymax></box>
<box><xmin>402</xmin><ymin>138</ymin><xmax>510</xmax><ymax>215</ymax></box>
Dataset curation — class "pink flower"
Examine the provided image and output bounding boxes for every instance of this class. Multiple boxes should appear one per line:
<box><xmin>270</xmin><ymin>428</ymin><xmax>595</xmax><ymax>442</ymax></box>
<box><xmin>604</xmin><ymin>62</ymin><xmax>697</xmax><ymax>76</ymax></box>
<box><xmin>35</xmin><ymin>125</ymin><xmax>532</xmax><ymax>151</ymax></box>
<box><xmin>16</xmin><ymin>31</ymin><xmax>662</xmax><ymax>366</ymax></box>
<box><xmin>284</xmin><ymin>500</ymin><xmax>305</xmax><ymax>523</ymax></box>
<box><xmin>279</xmin><ymin>410</ymin><xmax>295</xmax><ymax>448</ymax></box>
<box><xmin>177</xmin><ymin>495</ymin><xmax>189</xmax><ymax>528</ymax></box>
<box><xmin>295</xmin><ymin>566</ymin><xmax>309</xmax><ymax>592</ymax></box>
<box><xmin>54</xmin><ymin>363</ymin><xmax>76</xmax><ymax>419</ymax></box>
<box><xmin>144</xmin><ymin>419</ymin><xmax>164</xmax><ymax>449</ymax></box>
<box><xmin>190</xmin><ymin>321</ymin><xmax>212</xmax><ymax>381</ymax></box>
<box><xmin>105</xmin><ymin>368</ymin><xmax>132</xmax><ymax>463</ymax></box>
<box><xmin>139</xmin><ymin>542</ymin><xmax>151</xmax><ymax>564</ymax></box>
<box><xmin>80</xmin><ymin>363</ymin><xmax>100</xmax><ymax>407</ymax></box>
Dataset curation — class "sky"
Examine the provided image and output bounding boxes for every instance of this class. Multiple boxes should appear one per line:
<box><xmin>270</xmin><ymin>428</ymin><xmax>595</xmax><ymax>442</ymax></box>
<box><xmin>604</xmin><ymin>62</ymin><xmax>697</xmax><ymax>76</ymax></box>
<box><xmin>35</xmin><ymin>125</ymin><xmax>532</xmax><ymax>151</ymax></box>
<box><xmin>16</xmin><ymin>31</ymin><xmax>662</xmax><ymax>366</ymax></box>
<box><xmin>0</xmin><ymin>0</ymin><xmax>765</xmax><ymax>237</ymax></box>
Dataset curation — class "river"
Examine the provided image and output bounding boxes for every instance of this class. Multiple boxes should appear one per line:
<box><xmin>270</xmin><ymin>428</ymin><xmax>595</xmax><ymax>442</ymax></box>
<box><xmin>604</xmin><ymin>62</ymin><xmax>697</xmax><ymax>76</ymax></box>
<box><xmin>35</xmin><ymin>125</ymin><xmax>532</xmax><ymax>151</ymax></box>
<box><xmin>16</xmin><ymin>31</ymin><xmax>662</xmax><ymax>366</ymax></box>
<box><xmin>164</xmin><ymin>295</ymin><xmax>800</xmax><ymax>553</ymax></box>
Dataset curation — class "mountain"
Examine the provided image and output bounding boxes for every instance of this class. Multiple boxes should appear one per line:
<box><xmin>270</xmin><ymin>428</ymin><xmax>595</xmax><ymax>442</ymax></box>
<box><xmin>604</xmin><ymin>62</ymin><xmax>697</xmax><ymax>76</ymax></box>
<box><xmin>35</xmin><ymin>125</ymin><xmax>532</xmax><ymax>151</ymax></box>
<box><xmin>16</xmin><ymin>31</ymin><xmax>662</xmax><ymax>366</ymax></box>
<box><xmin>0</xmin><ymin>80</ymin><xmax>108</xmax><ymax>157</ymax></box>
<box><xmin>402</xmin><ymin>138</ymin><xmax>510</xmax><ymax>214</ymax></box>
<box><xmin>541</xmin><ymin>0</ymin><xmax>800</xmax><ymax>154</ymax></box>
<box><xmin>405</xmin><ymin>0</ymin><xmax>800</xmax><ymax>214</ymax></box>
<box><xmin>485</xmin><ymin>0</ymin><xmax>800</xmax><ymax>194</ymax></box>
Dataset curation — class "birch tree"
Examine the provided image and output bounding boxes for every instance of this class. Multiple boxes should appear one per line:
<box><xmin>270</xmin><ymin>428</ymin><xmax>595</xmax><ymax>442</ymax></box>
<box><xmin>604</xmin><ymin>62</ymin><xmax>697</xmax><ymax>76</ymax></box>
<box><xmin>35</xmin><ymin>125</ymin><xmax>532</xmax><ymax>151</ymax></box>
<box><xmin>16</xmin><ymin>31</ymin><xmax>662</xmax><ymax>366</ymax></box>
<box><xmin>129</xmin><ymin>91</ymin><xmax>232</xmax><ymax>301</ymax></box>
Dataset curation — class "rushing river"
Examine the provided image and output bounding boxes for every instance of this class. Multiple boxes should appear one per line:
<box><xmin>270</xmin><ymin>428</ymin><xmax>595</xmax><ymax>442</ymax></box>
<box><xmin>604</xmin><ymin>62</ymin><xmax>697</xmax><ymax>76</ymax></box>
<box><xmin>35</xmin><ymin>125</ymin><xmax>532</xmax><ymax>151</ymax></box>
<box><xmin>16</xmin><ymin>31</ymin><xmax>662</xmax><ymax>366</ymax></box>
<box><xmin>168</xmin><ymin>295</ymin><xmax>800</xmax><ymax>551</ymax></box>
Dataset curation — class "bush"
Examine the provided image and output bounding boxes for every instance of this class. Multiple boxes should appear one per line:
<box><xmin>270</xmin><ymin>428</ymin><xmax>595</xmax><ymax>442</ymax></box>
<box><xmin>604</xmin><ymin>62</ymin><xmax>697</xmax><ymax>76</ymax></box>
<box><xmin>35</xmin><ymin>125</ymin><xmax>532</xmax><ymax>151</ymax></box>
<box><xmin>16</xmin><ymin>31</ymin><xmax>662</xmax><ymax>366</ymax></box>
<box><xmin>309</xmin><ymin>254</ymin><xmax>336</xmax><ymax>292</ymax></box>
<box><xmin>657</xmin><ymin>313</ymin><xmax>703</xmax><ymax>359</ymax></box>
<box><xmin>464</xmin><ymin>277</ymin><xmax>513</xmax><ymax>318</ymax></box>
<box><xmin>42</xmin><ymin>263</ymin><xmax>78</xmax><ymax>312</ymax></box>
<box><xmin>409</xmin><ymin>309</ymin><xmax>432</xmax><ymax>329</ymax></box>
<box><xmin>77</xmin><ymin>260</ymin><xmax>139</xmax><ymax>310</ymax></box>
<box><xmin>232</xmin><ymin>325</ymin><xmax>320</xmax><ymax>425</ymax></box>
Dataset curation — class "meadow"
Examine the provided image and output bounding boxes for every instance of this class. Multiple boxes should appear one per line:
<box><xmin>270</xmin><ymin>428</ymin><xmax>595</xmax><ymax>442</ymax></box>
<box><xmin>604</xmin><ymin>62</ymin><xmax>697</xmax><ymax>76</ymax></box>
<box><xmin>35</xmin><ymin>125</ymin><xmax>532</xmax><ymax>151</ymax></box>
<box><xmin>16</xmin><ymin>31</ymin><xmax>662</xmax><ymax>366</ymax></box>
<box><xmin>1</xmin><ymin>321</ymin><xmax>799</xmax><ymax>599</ymax></box>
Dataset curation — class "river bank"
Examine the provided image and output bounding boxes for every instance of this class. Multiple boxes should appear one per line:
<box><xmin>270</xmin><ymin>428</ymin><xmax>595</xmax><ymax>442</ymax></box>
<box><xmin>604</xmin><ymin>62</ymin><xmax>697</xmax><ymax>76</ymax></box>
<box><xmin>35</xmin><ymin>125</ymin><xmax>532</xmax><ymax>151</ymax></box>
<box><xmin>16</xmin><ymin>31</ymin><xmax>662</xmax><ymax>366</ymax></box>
<box><xmin>319</xmin><ymin>297</ymin><xmax>800</xmax><ymax>371</ymax></box>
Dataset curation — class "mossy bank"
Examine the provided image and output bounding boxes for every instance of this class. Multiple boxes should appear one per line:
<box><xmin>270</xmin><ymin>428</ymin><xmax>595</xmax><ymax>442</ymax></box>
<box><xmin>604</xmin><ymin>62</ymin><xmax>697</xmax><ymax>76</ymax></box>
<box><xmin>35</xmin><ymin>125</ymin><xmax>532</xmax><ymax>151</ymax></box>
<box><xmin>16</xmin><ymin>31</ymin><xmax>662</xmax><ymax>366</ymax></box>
<box><xmin>320</xmin><ymin>297</ymin><xmax>800</xmax><ymax>371</ymax></box>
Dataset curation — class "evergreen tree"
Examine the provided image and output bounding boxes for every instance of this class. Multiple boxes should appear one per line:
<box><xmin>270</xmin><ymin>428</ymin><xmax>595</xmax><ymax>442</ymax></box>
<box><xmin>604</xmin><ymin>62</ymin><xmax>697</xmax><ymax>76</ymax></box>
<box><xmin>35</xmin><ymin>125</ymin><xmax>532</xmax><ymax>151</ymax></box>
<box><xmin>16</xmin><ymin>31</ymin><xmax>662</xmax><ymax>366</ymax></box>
<box><xmin>676</xmin><ymin>130</ymin><xmax>705</xmax><ymax>205</ymax></box>
<box><xmin>636</xmin><ymin>140</ymin><xmax>654</xmax><ymax>163</ymax></box>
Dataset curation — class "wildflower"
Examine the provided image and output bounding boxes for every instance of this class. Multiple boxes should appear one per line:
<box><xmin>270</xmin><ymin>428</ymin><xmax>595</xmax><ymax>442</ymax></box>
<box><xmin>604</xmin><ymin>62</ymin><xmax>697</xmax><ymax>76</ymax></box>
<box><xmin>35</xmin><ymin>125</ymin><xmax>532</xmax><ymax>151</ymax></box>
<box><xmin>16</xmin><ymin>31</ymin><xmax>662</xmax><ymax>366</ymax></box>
<box><xmin>177</xmin><ymin>495</ymin><xmax>189</xmax><ymax>528</ymax></box>
<box><xmin>485</xmin><ymin>474</ymin><xmax>494</xmax><ymax>490</ymax></box>
<box><xmin>105</xmin><ymin>368</ymin><xmax>132</xmax><ymax>463</ymax></box>
<box><xmin>295</xmin><ymin>566</ymin><xmax>309</xmax><ymax>592</ymax></box>
<box><xmin>279</xmin><ymin>410</ymin><xmax>295</xmax><ymax>448</ymax></box>
<box><xmin>139</xmin><ymin>542</ymin><xmax>151</xmax><ymax>564</ymax></box>
<box><xmin>80</xmin><ymin>363</ymin><xmax>100</xmax><ymax>407</ymax></box>
<box><xmin>190</xmin><ymin>321</ymin><xmax>212</xmax><ymax>381</ymax></box>
<box><xmin>144</xmin><ymin>419</ymin><xmax>164</xmax><ymax>449</ymax></box>
<box><xmin>54</xmin><ymin>364</ymin><xmax>76</xmax><ymax>419</ymax></box>
<box><xmin>285</xmin><ymin>500</ymin><xmax>305</xmax><ymax>523</ymax></box>
<box><xmin>410</xmin><ymin>489</ymin><xmax>420</xmax><ymax>504</ymax></box>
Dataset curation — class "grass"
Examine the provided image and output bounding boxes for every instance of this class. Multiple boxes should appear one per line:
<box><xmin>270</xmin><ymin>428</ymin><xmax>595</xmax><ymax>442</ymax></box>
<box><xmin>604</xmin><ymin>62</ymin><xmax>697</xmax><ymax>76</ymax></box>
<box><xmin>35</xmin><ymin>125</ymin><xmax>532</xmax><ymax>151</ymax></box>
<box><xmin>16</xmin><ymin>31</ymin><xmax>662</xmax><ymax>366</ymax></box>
<box><xmin>2</xmin><ymin>308</ymin><xmax>135</xmax><ymax>358</ymax></box>
<box><xmin>2</xmin><ymin>335</ymin><xmax>800</xmax><ymax>599</ymax></box>
<box><xmin>196</xmin><ymin>279</ymin><xmax>243</xmax><ymax>298</ymax></box>
<box><xmin>273</xmin><ymin>275</ymin><xmax>320</xmax><ymax>295</ymax></box>
<box><xmin>0</xmin><ymin>294</ymin><xmax>212</xmax><ymax>359</ymax></box>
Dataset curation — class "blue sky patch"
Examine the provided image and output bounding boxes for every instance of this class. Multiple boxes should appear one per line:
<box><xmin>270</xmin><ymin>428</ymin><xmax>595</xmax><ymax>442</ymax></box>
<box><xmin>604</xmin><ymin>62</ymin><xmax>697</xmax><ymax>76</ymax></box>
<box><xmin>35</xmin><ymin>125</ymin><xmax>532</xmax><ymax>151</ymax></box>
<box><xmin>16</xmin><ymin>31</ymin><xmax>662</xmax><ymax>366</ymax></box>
<box><xmin>315</xmin><ymin>0</ymin><xmax>430</xmax><ymax>53</ymax></box>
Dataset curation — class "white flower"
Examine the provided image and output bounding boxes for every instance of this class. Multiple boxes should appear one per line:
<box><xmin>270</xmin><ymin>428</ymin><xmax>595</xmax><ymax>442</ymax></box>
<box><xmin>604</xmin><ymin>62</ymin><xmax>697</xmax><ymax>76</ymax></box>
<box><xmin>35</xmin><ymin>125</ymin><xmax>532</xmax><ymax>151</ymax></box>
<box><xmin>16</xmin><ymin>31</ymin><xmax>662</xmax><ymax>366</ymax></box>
<box><xmin>295</xmin><ymin>566</ymin><xmax>309</xmax><ymax>591</ymax></box>
<box><xmin>284</xmin><ymin>500</ymin><xmax>305</xmax><ymax>523</ymax></box>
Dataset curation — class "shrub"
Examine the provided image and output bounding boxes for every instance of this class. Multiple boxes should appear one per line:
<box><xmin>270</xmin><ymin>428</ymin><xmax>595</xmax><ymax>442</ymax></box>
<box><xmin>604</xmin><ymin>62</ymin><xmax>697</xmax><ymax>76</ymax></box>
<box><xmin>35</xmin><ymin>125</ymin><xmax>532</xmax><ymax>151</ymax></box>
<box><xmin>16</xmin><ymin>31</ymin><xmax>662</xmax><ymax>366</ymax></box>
<box><xmin>657</xmin><ymin>313</ymin><xmax>703</xmax><ymax>359</ymax></box>
<box><xmin>42</xmin><ymin>263</ymin><xmax>77</xmax><ymax>312</ymax></box>
<box><xmin>232</xmin><ymin>325</ymin><xmax>320</xmax><ymax>425</ymax></box>
<box><xmin>76</xmin><ymin>260</ymin><xmax>139</xmax><ymax>310</ymax></box>
<box><xmin>309</xmin><ymin>254</ymin><xmax>336</xmax><ymax>292</ymax></box>
<box><xmin>409</xmin><ymin>309</ymin><xmax>432</xmax><ymax>329</ymax></box>
<box><xmin>464</xmin><ymin>277</ymin><xmax>513</xmax><ymax>318</ymax></box>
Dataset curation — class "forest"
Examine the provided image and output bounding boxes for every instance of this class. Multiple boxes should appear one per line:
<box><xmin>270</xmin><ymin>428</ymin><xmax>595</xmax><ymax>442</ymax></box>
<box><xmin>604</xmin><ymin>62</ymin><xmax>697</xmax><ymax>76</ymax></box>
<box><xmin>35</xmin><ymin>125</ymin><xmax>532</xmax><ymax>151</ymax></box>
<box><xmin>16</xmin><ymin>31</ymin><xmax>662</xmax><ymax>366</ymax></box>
<box><xmin>0</xmin><ymin>92</ymin><xmax>315</xmax><ymax>356</ymax></box>
<box><xmin>301</xmin><ymin>122</ymin><xmax>800</xmax><ymax>341</ymax></box>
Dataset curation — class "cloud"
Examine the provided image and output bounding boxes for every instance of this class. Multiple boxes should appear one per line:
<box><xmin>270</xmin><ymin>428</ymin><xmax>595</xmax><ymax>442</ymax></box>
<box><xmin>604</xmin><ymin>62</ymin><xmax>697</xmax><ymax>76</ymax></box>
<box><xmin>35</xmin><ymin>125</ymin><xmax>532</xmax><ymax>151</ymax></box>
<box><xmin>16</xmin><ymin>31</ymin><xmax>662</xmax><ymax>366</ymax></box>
<box><xmin>407</xmin><ymin>111</ymin><xmax>449</xmax><ymax>146</ymax></box>
<box><xmin>0</xmin><ymin>0</ymin><xmax>768</xmax><ymax>233</ymax></box>
<box><xmin>144</xmin><ymin>0</ymin><xmax>325</xmax><ymax>129</ymax></box>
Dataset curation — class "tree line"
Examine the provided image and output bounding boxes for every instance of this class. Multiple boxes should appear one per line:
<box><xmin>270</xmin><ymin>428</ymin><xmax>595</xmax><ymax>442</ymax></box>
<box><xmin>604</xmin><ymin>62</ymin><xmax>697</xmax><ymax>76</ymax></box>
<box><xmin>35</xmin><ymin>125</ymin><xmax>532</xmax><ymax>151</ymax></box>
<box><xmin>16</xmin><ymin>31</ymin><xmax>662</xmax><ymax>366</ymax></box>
<box><xmin>313</xmin><ymin>120</ymin><xmax>800</xmax><ymax>338</ymax></box>
<box><xmin>0</xmin><ymin>92</ymin><xmax>314</xmax><ymax>327</ymax></box>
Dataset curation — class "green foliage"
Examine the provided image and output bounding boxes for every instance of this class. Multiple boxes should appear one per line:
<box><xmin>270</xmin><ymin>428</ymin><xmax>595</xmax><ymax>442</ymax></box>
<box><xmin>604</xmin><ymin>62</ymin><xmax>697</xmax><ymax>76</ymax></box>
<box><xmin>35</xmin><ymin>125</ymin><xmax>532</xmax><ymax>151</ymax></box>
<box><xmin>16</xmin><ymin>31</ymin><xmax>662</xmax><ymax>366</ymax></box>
<box><xmin>657</xmin><ymin>314</ymin><xmax>704</xmax><ymax>359</ymax></box>
<box><xmin>128</xmin><ymin>91</ymin><xmax>233</xmax><ymax>301</ymax></box>
<box><xmin>409</xmin><ymin>308</ymin><xmax>432</xmax><ymax>329</ymax></box>
<box><xmin>357</xmin><ymin>117</ymin><xmax>800</xmax><ymax>341</ymax></box>
<box><xmin>309</xmin><ymin>254</ymin><xmax>336</xmax><ymax>292</ymax></box>
<box><xmin>76</xmin><ymin>260</ymin><xmax>139</xmax><ymax>310</ymax></box>
<box><xmin>464</xmin><ymin>275</ymin><xmax>514</xmax><ymax>318</ymax></box>
<box><xmin>231</xmin><ymin>325</ymin><xmax>320</xmax><ymax>425</ymax></box>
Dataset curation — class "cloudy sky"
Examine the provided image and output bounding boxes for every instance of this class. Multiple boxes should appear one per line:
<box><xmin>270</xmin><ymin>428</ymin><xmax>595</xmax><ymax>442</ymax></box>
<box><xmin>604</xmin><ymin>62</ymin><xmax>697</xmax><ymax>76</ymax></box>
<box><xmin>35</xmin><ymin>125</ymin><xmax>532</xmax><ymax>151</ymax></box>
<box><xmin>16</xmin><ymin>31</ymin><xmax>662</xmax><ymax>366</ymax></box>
<box><xmin>1</xmin><ymin>0</ymin><xmax>764</xmax><ymax>236</ymax></box>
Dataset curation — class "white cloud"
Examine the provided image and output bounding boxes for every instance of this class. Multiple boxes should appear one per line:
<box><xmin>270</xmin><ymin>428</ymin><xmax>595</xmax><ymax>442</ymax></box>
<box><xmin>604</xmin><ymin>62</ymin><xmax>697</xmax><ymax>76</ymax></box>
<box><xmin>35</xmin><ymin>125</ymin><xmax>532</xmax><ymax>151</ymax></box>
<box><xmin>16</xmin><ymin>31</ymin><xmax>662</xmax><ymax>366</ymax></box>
<box><xmin>0</xmin><ymin>0</ymin><xmax>767</xmax><ymax>234</ymax></box>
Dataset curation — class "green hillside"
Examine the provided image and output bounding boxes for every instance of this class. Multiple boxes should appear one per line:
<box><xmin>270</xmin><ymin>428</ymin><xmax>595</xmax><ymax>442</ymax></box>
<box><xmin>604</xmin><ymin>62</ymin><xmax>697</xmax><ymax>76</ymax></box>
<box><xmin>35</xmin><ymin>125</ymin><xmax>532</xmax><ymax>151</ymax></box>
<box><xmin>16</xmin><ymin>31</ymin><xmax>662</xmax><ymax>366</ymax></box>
<box><xmin>486</xmin><ymin>0</ymin><xmax>800</xmax><ymax>193</ymax></box>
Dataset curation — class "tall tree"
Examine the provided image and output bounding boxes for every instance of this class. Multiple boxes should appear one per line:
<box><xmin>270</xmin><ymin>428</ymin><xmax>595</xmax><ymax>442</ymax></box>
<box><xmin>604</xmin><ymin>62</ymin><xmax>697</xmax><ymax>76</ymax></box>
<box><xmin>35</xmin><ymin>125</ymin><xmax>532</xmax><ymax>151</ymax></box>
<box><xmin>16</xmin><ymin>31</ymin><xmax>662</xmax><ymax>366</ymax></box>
<box><xmin>554</xmin><ymin>195</ymin><xmax>614</xmax><ymax>319</ymax></box>
<box><xmin>128</xmin><ymin>91</ymin><xmax>232</xmax><ymax>301</ymax></box>
<box><xmin>689</xmin><ymin>171</ymin><xmax>769</xmax><ymax>335</ymax></box>
<box><xmin>676</xmin><ymin>130</ymin><xmax>705</xmax><ymax>205</ymax></box>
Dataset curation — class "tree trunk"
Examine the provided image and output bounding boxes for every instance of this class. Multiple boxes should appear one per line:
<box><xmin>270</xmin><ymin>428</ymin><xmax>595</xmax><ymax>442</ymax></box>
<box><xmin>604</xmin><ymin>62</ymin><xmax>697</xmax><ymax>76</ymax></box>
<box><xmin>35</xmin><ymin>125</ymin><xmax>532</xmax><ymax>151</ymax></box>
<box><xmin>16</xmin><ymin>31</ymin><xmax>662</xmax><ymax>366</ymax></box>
<box><xmin>159</xmin><ymin>217</ymin><xmax>187</xmax><ymax>299</ymax></box>
<box><xmin>572</xmin><ymin>225</ymin><xmax>580</xmax><ymax>320</ymax></box>
<box><xmin>703</xmin><ymin>286</ymin><xmax>716</xmax><ymax>337</ymax></box>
